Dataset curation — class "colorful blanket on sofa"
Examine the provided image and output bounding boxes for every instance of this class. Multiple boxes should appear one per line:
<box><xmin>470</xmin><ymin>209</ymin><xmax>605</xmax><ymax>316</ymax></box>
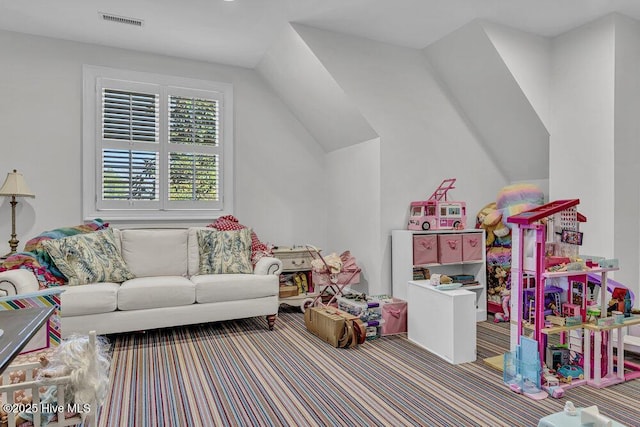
<box><xmin>0</xmin><ymin>219</ymin><xmax>109</xmax><ymax>289</ymax></box>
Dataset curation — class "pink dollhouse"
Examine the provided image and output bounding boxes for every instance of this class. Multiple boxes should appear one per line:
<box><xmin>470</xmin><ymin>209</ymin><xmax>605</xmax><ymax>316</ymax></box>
<box><xmin>507</xmin><ymin>199</ymin><xmax>640</xmax><ymax>389</ymax></box>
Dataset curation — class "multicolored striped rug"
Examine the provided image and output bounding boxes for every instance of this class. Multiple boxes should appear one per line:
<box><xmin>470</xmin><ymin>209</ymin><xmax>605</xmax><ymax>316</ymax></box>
<box><xmin>98</xmin><ymin>309</ymin><xmax>640</xmax><ymax>426</ymax></box>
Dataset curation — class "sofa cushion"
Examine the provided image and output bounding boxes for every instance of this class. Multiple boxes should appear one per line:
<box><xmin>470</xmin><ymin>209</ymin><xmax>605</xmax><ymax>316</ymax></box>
<box><xmin>118</xmin><ymin>276</ymin><xmax>195</xmax><ymax>310</ymax></box>
<box><xmin>197</xmin><ymin>228</ymin><xmax>253</xmax><ymax>274</ymax></box>
<box><xmin>187</xmin><ymin>227</ymin><xmax>209</xmax><ymax>276</ymax></box>
<box><xmin>59</xmin><ymin>283</ymin><xmax>120</xmax><ymax>316</ymax></box>
<box><xmin>43</xmin><ymin>229</ymin><xmax>135</xmax><ymax>286</ymax></box>
<box><xmin>191</xmin><ymin>273</ymin><xmax>277</xmax><ymax>303</ymax></box>
<box><xmin>120</xmin><ymin>229</ymin><xmax>188</xmax><ymax>278</ymax></box>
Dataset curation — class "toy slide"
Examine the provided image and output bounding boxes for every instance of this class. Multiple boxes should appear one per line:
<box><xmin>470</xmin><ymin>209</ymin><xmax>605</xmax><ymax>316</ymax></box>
<box><xmin>586</xmin><ymin>273</ymin><xmax>635</xmax><ymax>305</ymax></box>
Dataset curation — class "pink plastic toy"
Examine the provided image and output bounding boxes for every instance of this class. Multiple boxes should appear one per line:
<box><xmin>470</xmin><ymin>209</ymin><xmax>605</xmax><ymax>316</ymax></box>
<box><xmin>407</xmin><ymin>178</ymin><xmax>466</xmax><ymax>231</ymax></box>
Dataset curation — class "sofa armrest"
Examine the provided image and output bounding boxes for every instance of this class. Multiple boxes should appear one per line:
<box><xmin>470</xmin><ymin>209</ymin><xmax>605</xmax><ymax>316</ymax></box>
<box><xmin>0</xmin><ymin>269</ymin><xmax>40</xmax><ymax>297</ymax></box>
<box><xmin>254</xmin><ymin>257</ymin><xmax>282</xmax><ymax>276</ymax></box>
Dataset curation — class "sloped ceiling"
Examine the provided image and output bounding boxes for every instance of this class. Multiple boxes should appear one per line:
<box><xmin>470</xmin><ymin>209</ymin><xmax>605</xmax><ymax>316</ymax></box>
<box><xmin>424</xmin><ymin>21</ymin><xmax>550</xmax><ymax>181</ymax></box>
<box><xmin>257</xmin><ymin>24</ymin><xmax>378</xmax><ymax>152</ymax></box>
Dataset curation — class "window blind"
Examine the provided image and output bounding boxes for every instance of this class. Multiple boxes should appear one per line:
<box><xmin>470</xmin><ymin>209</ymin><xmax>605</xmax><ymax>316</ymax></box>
<box><xmin>85</xmin><ymin>66</ymin><xmax>233</xmax><ymax>219</ymax></box>
<box><xmin>102</xmin><ymin>149</ymin><xmax>159</xmax><ymax>201</ymax></box>
<box><xmin>168</xmin><ymin>95</ymin><xmax>219</xmax><ymax>146</ymax></box>
<box><xmin>168</xmin><ymin>153</ymin><xmax>218</xmax><ymax>201</ymax></box>
<box><xmin>102</xmin><ymin>89</ymin><xmax>158</xmax><ymax>142</ymax></box>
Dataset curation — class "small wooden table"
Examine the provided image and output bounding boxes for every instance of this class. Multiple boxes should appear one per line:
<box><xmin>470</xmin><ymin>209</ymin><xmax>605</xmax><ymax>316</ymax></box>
<box><xmin>0</xmin><ymin>306</ymin><xmax>55</xmax><ymax>374</ymax></box>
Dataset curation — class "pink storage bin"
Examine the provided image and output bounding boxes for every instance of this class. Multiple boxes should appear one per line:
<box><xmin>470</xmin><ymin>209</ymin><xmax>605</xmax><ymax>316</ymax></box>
<box><xmin>381</xmin><ymin>298</ymin><xmax>407</xmax><ymax>335</ymax></box>
<box><xmin>438</xmin><ymin>234</ymin><xmax>462</xmax><ymax>264</ymax></box>
<box><xmin>462</xmin><ymin>234</ymin><xmax>483</xmax><ymax>261</ymax></box>
<box><xmin>413</xmin><ymin>235</ymin><xmax>438</xmax><ymax>265</ymax></box>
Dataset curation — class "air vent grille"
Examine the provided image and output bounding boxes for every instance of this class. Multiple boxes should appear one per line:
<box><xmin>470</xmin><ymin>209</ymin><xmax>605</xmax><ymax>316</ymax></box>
<box><xmin>99</xmin><ymin>12</ymin><xmax>144</xmax><ymax>27</ymax></box>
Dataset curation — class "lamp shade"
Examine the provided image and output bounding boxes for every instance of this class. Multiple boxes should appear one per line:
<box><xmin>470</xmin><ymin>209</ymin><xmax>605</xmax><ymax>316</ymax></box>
<box><xmin>0</xmin><ymin>169</ymin><xmax>35</xmax><ymax>197</ymax></box>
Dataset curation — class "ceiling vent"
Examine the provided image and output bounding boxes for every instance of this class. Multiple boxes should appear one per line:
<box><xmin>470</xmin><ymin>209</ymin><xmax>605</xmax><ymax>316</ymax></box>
<box><xmin>99</xmin><ymin>12</ymin><xmax>144</xmax><ymax>27</ymax></box>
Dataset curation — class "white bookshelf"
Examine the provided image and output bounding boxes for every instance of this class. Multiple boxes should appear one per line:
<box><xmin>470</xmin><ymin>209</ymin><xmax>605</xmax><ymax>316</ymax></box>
<box><xmin>391</xmin><ymin>229</ymin><xmax>487</xmax><ymax>322</ymax></box>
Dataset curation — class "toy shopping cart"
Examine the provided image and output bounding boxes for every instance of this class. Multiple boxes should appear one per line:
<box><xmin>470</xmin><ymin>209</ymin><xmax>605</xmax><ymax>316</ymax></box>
<box><xmin>303</xmin><ymin>245</ymin><xmax>361</xmax><ymax>309</ymax></box>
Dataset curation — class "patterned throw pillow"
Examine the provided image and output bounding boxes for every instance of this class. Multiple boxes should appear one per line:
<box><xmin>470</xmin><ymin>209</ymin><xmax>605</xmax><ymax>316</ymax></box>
<box><xmin>43</xmin><ymin>229</ymin><xmax>135</xmax><ymax>286</ymax></box>
<box><xmin>197</xmin><ymin>228</ymin><xmax>253</xmax><ymax>274</ymax></box>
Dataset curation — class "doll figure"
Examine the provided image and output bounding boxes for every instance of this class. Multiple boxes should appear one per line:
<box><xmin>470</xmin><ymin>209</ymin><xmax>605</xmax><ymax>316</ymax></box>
<box><xmin>494</xmin><ymin>289</ymin><xmax>511</xmax><ymax>323</ymax></box>
<box><xmin>500</xmin><ymin>289</ymin><xmax>511</xmax><ymax>321</ymax></box>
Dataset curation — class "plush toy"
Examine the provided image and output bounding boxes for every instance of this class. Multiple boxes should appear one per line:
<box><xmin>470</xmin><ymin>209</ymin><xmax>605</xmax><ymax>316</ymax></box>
<box><xmin>476</xmin><ymin>184</ymin><xmax>544</xmax><ymax>246</ymax></box>
<box><xmin>1</xmin><ymin>333</ymin><xmax>111</xmax><ymax>427</ymax></box>
<box><xmin>495</xmin><ymin>183</ymin><xmax>545</xmax><ymax>230</ymax></box>
<box><xmin>476</xmin><ymin>203</ymin><xmax>510</xmax><ymax>246</ymax></box>
<box><xmin>479</xmin><ymin>183</ymin><xmax>544</xmax><ymax>323</ymax></box>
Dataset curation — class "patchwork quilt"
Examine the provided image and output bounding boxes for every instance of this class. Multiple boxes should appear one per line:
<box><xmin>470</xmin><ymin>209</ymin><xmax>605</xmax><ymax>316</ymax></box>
<box><xmin>0</xmin><ymin>219</ymin><xmax>109</xmax><ymax>289</ymax></box>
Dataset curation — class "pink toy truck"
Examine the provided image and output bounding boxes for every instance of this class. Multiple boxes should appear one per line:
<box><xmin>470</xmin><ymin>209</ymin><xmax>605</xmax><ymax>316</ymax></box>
<box><xmin>408</xmin><ymin>178</ymin><xmax>466</xmax><ymax>231</ymax></box>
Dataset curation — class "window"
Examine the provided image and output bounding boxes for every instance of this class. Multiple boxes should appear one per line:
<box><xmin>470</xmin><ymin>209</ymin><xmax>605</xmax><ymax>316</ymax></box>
<box><xmin>82</xmin><ymin>66</ymin><xmax>233</xmax><ymax>220</ymax></box>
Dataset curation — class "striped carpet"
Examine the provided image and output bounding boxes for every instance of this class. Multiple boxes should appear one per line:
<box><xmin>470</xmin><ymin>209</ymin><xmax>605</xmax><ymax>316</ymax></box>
<box><xmin>98</xmin><ymin>309</ymin><xmax>640</xmax><ymax>427</ymax></box>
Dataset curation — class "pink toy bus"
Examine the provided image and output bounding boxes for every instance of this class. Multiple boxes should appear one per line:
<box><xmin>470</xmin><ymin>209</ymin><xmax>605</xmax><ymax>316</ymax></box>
<box><xmin>407</xmin><ymin>179</ymin><xmax>467</xmax><ymax>231</ymax></box>
<box><xmin>408</xmin><ymin>200</ymin><xmax>466</xmax><ymax>230</ymax></box>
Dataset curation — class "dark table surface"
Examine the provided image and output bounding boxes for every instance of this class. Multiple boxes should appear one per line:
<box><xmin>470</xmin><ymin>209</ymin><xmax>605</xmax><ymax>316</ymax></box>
<box><xmin>0</xmin><ymin>306</ymin><xmax>55</xmax><ymax>374</ymax></box>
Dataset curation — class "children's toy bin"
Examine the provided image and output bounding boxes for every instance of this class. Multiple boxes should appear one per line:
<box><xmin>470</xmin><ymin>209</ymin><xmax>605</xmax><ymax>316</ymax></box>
<box><xmin>337</xmin><ymin>297</ymin><xmax>384</xmax><ymax>340</ymax></box>
<box><xmin>413</xmin><ymin>235</ymin><xmax>438</xmax><ymax>265</ymax></box>
<box><xmin>381</xmin><ymin>299</ymin><xmax>407</xmax><ymax>336</ymax></box>
<box><xmin>438</xmin><ymin>234</ymin><xmax>463</xmax><ymax>264</ymax></box>
<box><xmin>336</xmin><ymin>297</ymin><xmax>382</xmax><ymax>322</ymax></box>
<box><xmin>368</xmin><ymin>296</ymin><xmax>408</xmax><ymax>336</ymax></box>
<box><xmin>462</xmin><ymin>234</ymin><xmax>483</xmax><ymax>261</ymax></box>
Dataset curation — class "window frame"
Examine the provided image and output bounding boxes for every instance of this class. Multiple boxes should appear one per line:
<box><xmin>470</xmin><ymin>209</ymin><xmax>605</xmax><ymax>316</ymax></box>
<box><xmin>82</xmin><ymin>65</ymin><xmax>234</xmax><ymax>221</ymax></box>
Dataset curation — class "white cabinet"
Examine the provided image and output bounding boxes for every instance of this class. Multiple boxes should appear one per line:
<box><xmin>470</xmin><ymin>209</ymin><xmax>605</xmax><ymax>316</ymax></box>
<box><xmin>391</xmin><ymin>229</ymin><xmax>487</xmax><ymax>322</ymax></box>
<box><xmin>407</xmin><ymin>280</ymin><xmax>477</xmax><ymax>364</ymax></box>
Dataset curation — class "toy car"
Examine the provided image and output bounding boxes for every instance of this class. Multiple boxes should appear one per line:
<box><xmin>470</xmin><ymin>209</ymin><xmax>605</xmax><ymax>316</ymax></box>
<box><xmin>557</xmin><ymin>364</ymin><xmax>584</xmax><ymax>383</ymax></box>
<box><xmin>546</xmin><ymin>385</ymin><xmax>565</xmax><ymax>398</ymax></box>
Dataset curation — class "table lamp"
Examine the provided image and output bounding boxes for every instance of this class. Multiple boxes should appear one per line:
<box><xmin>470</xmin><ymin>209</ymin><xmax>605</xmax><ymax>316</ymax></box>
<box><xmin>0</xmin><ymin>169</ymin><xmax>35</xmax><ymax>256</ymax></box>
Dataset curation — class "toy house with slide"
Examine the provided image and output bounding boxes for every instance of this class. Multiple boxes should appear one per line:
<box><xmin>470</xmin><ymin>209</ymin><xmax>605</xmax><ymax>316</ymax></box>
<box><xmin>505</xmin><ymin>199</ymin><xmax>640</xmax><ymax>393</ymax></box>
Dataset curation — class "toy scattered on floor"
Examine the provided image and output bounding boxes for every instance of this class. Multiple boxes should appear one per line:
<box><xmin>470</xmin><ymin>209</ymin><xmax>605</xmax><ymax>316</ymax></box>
<box><xmin>0</xmin><ymin>333</ymin><xmax>111</xmax><ymax>427</ymax></box>
<box><xmin>556</xmin><ymin>364</ymin><xmax>584</xmax><ymax>384</ymax></box>
<box><xmin>564</xmin><ymin>401</ymin><xmax>577</xmax><ymax>416</ymax></box>
<box><xmin>504</xmin><ymin>336</ymin><xmax>548</xmax><ymax>400</ymax></box>
<box><xmin>408</xmin><ymin>178</ymin><xmax>466</xmax><ymax>231</ymax></box>
<box><xmin>581</xmin><ymin>405</ymin><xmax>614</xmax><ymax>426</ymax></box>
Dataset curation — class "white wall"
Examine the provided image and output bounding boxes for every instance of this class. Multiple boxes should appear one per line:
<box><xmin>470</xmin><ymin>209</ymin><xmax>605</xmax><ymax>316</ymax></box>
<box><xmin>550</xmin><ymin>16</ymin><xmax>616</xmax><ymax>262</ymax></box>
<box><xmin>424</xmin><ymin>21</ymin><xmax>549</xmax><ymax>183</ymax></box>
<box><xmin>293</xmin><ymin>24</ymin><xmax>507</xmax><ymax>294</ymax></box>
<box><xmin>612</xmin><ymin>14</ymin><xmax>640</xmax><ymax>300</ymax></box>
<box><xmin>326</xmin><ymin>138</ymin><xmax>381</xmax><ymax>294</ymax></box>
<box><xmin>257</xmin><ymin>25</ymin><xmax>378</xmax><ymax>153</ymax></box>
<box><xmin>483</xmin><ymin>21</ymin><xmax>552</xmax><ymax>131</ymax></box>
<box><xmin>0</xmin><ymin>29</ymin><xmax>328</xmax><ymax>251</ymax></box>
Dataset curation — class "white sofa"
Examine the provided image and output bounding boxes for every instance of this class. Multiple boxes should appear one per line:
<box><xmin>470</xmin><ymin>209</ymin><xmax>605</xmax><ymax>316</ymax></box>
<box><xmin>0</xmin><ymin>228</ymin><xmax>282</xmax><ymax>337</ymax></box>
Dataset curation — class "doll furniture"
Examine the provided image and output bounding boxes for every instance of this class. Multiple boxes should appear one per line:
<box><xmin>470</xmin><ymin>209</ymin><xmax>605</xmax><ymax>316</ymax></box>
<box><xmin>507</xmin><ymin>199</ymin><xmax>638</xmax><ymax>389</ymax></box>
<box><xmin>0</xmin><ymin>331</ymin><xmax>105</xmax><ymax>427</ymax></box>
<box><xmin>0</xmin><ymin>228</ymin><xmax>283</xmax><ymax>337</ymax></box>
